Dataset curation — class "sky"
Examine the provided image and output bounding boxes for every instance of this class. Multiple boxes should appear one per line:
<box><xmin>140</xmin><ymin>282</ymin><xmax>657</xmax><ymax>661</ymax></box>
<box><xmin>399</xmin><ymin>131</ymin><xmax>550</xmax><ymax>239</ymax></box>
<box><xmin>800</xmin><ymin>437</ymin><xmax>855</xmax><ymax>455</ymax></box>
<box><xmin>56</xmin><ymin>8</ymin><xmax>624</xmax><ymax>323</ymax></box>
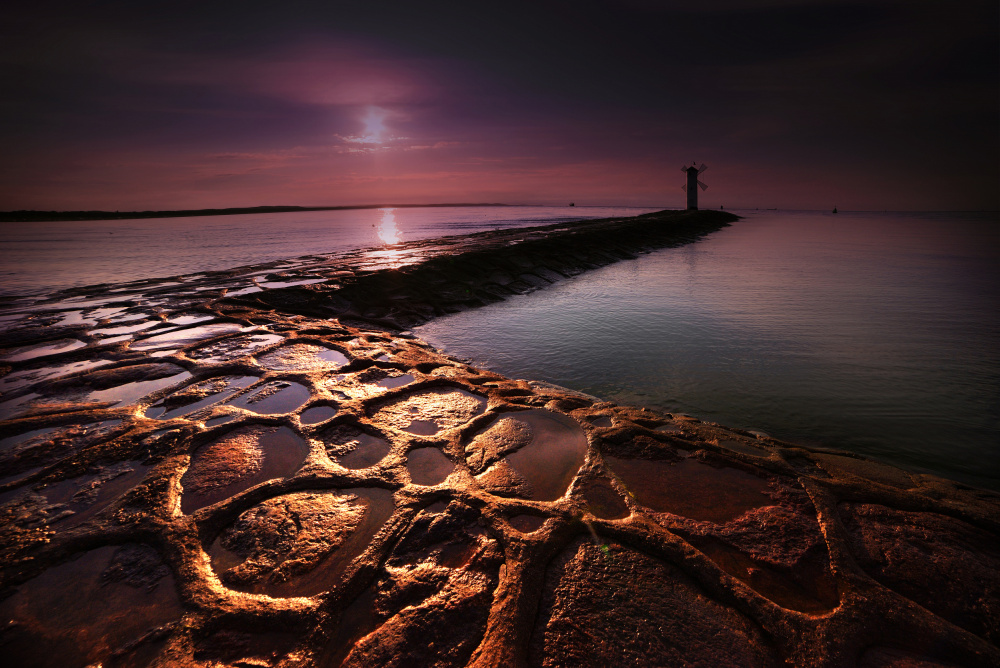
<box><xmin>0</xmin><ymin>0</ymin><xmax>996</xmax><ymax>211</ymax></box>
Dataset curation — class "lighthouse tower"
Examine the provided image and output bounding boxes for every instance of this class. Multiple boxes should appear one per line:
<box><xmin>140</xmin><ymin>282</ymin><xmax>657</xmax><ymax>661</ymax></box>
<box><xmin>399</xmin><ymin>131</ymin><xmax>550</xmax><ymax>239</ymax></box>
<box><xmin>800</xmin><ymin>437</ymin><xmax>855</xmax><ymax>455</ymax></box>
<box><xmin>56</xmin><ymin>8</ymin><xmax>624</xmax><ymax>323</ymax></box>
<box><xmin>681</xmin><ymin>163</ymin><xmax>708</xmax><ymax>210</ymax></box>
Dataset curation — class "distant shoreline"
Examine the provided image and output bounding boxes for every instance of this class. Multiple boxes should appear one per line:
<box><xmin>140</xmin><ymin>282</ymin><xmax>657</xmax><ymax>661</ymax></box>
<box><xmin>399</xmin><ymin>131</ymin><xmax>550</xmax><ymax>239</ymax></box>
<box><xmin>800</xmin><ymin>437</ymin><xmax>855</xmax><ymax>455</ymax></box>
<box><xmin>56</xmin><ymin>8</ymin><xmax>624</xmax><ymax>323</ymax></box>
<box><xmin>0</xmin><ymin>202</ymin><xmax>510</xmax><ymax>223</ymax></box>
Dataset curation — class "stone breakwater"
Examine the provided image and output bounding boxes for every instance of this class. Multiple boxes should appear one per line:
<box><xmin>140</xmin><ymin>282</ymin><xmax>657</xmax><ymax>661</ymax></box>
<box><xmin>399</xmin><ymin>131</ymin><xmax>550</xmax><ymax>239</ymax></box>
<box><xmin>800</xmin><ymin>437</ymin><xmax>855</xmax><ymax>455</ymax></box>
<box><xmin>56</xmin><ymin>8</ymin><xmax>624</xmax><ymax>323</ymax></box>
<box><xmin>0</xmin><ymin>210</ymin><xmax>997</xmax><ymax>667</ymax></box>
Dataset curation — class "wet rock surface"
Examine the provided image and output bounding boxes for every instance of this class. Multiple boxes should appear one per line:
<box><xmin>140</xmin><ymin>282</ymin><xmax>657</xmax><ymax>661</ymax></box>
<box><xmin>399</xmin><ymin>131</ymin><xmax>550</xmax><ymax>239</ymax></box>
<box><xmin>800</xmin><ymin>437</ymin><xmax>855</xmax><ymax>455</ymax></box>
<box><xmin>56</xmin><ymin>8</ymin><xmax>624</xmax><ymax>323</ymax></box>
<box><xmin>214</xmin><ymin>491</ymin><xmax>367</xmax><ymax>591</ymax></box>
<box><xmin>0</xmin><ymin>210</ymin><xmax>998</xmax><ymax>667</ymax></box>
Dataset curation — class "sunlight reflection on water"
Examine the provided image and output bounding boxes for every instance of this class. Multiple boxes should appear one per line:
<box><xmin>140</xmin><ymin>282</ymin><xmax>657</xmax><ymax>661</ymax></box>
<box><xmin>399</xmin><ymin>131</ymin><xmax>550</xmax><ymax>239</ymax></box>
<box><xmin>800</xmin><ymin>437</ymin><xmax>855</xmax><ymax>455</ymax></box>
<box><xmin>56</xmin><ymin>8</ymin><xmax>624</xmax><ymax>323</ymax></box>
<box><xmin>376</xmin><ymin>208</ymin><xmax>401</xmax><ymax>244</ymax></box>
<box><xmin>0</xmin><ymin>205</ymin><xmax>656</xmax><ymax>296</ymax></box>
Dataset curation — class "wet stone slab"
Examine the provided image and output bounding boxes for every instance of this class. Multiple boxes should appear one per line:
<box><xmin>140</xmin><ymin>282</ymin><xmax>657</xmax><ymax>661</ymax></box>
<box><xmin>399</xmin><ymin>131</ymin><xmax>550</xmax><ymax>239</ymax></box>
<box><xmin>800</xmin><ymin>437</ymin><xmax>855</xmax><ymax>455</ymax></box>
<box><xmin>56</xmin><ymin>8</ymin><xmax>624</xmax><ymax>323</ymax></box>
<box><xmin>188</xmin><ymin>332</ymin><xmax>283</xmax><ymax>362</ymax></box>
<box><xmin>0</xmin><ymin>338</ymin><xmax>88</xmax><ymax>362</ymax></box>
<box><xmin>0</xmin><ymin>544</ymin><xmax>182</xmax><ymax>668</ymax></box>
<box><xmin>324</xmin><ymin>425</ymin><xmax>394</xmax><ymax>470</ymax></box>
<box><xmin>406</xmin><ymin>447</ymin><xmax>455</xmax><ymax>486</ymax></box>
<box><xmin>210</xmin><ymin>490</ymin><xmax>367</xmax><ymax>594</ymax></box>
<box><xmin>531</xmin><ymin>540</ymin><xmax>774</xmax><ymax>668</ymax></box>
<box><xmin>211</xmin><ymin>487</ymin><xmax>397</xmax><ymax>598</ymax></box>
<box><xmin>145</xmin><ymin>374</ymin><xmax>259</xmax><ymax>419</ymax></box>
<box><xmin>224</xmin><ymin>380</ymin><xmax>311</xmax><ymax>414</ymax></box>
<box><xmin>256</xmin><ymin>343</ymin><xmax>349</xmax><ymax>371</ymax></box>
<box><xmin>130</xmin><ymin>322</ymin><xmax>242</xmax><ymax>351</ymax></box>
<box><xmin>472</xmin><ymin>410</ymin><xmax>587</xmax><ymax>501</ymax></box>
<box><xmin>300</xmin><ymin>404</ymin><xmax>338</xmax><ymax>424</ymax></box>
<box><xmin>180</xmin><ymin>425</ymin><xmax>309</xmax><ymax>513</ymax></box>
<box><xmin>1</xmin><ymin>210</ymin><xmax>998</xmax><ymax>667</ymax></box>
<box><xmin>372</xmin><ymin>386</ymin><xmax>487</xmax><ymax>436</ymax></box>
<box><xmin>606</xmin><ymin>455</ymin><xmax>772</xmax><ymax>523</ymax></box>
<box><xmin>841</xmin><ymin>502</ymin><xmax>1000</xmax><ymax>644</ymax></box>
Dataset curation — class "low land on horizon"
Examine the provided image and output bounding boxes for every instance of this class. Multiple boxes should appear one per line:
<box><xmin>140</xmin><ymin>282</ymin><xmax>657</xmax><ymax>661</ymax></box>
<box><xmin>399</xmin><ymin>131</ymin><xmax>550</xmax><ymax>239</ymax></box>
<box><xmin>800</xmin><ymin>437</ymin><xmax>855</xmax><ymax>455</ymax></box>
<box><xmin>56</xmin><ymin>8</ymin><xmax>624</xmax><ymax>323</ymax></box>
<box><xmin>0</xmin><ymin>202</ymin><xmax>514</xmax><ymax>223</ymax></box>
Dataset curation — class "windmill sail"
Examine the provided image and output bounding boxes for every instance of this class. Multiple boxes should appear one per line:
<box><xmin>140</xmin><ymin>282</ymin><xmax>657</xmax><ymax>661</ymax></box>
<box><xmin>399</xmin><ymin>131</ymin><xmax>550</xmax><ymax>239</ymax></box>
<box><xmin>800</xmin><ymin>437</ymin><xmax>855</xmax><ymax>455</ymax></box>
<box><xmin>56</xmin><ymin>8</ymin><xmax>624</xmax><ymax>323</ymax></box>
<box><xmin>681</xmin><ymin>163</ymin><xmax>708</xmax><ymax>210</ymax></box>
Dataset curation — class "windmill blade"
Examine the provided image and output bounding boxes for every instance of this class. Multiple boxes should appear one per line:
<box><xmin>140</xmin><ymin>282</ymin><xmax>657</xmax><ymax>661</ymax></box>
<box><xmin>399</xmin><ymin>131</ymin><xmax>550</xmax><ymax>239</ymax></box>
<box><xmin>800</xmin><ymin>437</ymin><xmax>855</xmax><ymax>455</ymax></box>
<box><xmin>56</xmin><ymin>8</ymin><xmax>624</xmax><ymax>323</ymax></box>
<box><xmin>681</xmin><ymin>184</ymin><xmax>687</xmax><ymax>192</ymax></box>
<box><xmin>681</xmin><ymin>166</ymin><xmax>689</xmax><ymax>173</ymax></box>
<box><xmin>697</xmin><ymin>181</ymin><xmax>708</xmax><ymax>191</ymax></box>
<box><xmin>698</xmin><ymin>164</ymin><xmax>708</xmax><ymax>174</ymax></box>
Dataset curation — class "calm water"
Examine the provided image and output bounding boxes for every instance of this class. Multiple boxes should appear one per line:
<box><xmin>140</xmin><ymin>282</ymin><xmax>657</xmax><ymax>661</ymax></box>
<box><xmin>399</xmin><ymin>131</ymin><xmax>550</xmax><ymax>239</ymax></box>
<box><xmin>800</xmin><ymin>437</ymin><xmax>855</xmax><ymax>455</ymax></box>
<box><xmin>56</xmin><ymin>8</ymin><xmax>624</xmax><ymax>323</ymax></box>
<box><xmin>0</xmin><ymin>205</ymin><xmax>655</xmax><ymax>297</ymax></box>
<box><xmin>417</xmin><ymin>210</ymin><xmax>1000</xmax><ymax>490</ymax></box>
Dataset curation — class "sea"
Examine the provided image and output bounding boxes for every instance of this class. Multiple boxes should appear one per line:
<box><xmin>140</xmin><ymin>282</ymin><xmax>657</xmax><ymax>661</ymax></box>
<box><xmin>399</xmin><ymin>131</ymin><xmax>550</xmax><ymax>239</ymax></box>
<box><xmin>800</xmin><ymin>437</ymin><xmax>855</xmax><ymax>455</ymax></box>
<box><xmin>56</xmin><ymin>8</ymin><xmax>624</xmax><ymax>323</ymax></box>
<box><xmin>0</xmin><ymin>205</ymin><xmax>654</xmax><ymax>297</ymax></box>
<box><xmin>416</xmin><ymin>209</ymin><xmax>1000</xmax><ymax>491</ymax></box>
<box><xmin>1</xmin><ymin>206</ymin><xmax>998</xmax><ymax>490</ymax></box>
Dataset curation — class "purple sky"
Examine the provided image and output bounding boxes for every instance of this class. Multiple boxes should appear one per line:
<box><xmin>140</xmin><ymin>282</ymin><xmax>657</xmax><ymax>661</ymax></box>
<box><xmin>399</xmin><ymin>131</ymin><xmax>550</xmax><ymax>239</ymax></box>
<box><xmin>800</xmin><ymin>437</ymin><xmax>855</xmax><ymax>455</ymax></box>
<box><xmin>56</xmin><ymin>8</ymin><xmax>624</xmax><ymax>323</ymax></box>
<box><xmin>1</xmin><ymin>0</ymin><xmax>996</xmax><ymax>211</ymax></box>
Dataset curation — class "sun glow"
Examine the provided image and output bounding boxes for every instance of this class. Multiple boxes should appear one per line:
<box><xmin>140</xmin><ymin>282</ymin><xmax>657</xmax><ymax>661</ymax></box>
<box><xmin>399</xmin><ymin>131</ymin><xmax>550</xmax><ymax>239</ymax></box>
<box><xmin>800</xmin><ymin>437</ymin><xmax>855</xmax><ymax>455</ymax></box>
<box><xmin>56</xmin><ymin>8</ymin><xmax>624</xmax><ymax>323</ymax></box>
<box><xmin>377</xmin><ymin>208</ymin><xmax>401</xmax><ymax>244</ymax></box>
<box><xmin>360</xmin><ymin>107</ymin><xmax>388</xmax><ymax>144</ymax></box>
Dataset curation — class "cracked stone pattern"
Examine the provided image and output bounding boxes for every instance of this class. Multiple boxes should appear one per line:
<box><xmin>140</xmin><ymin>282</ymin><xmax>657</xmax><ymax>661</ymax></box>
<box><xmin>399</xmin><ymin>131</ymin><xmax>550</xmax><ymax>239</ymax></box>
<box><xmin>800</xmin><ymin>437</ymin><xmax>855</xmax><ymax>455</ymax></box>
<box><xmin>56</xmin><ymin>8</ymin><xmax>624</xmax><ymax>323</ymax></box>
<box><xmin>0</xmin><ymin>210</ymin><xmax>998</xmax><ymax>667</ymax></box>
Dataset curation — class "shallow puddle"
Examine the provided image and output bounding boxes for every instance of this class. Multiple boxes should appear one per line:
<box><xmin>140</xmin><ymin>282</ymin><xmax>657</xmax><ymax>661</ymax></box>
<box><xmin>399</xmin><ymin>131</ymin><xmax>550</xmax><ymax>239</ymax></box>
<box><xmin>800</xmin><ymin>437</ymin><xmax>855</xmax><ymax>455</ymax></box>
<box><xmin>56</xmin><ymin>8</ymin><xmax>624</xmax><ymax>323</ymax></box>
<box><xmin>0</xmin><ymin>466</ymin><xmax>44</xmax><ymax>489</ymax></box>
<box><xmin>509</xmin><ymin>514</ymin><xmax>547</xmax><ymax>533</ymax></box>
<box><xmin>90</xmin><ymin>321</ymin><xmax>158</xmax><ymax>337</ymax></box>
<box><xmin>180</xmin><ymin>425</ymin><xmax>309</xmax><ymax>513</ymax></box>
<box><xmin>1</xmin><ymin>419</ymin><xmax>122</xmax><ymax>457</ymax></box>
<box><xmin>682</xmin><ymin>533</ymin><xmax>839</xmax><ymax>613</ymax></box>
<box><xmin>88</xmin><ymin>306</ymin><xmax>130</xmax><ymax>321</ymax></box>
<box><xmin>320</xmin><ymin>588</ymin><xmax>378</xmax><ymax>667</ymax></box>
<box><xmin>131</xmin><ymin>322</ymin><xmax>242</xmax><ymax>351</ymax></box>
<box><xmin>0</xmin><ymin>359</ymin><xmax>112</xmax><ymax>393</ymax></box>
<box><xmin>301</xmin><ymin>405</ymin><xmax>338</xmax><ymax>424</ymax></box>
<box><xmin>43</xmin><ymin>295</ymin><xmax>138</xmax><ymax>309</ymax></box>
<box><xmin>226</xmin><ymin>285</ymin><xmax>262</xmax><ymax>297</ymax></box>
<box><xmin>225</xmin><ymin>381</ymin><xmax>311</xmax><ymax>414</ymax></box>
<box><xmin>0</xmin><ymin>544</ymin><xmax>182</xmax><ymax>668</ymax></box>
<box><xmin>424</xmin><ymin>500</ymin><xmax>450</xmax><ymax>514</ymax></box>
<box><xmin>205</xmin><ymin>414</ymin><xmax>239</xmax><ymax>427</ymax></box>
<box><xmin>405</xmin><ymin>419</ymin><xmax>440</xmax><ymax>435</ymax></box>
<box><xmin>259</xmin><ymin>277</ymin><xmax>325</xmax><ymax>289</ymax></box>
<box><xmin>0</xmin><ymin>426</ymin><xmax>59</xmax><ymax>451</ymax></box>
<box><xmin>0</xmin><ymin>393</ymin><xmax>42</xmax><ymax>420</ymax></box>
<box><xmin>145</xmin><ymin>375</ymin><xmax>258</xmax><ymax>419</ymax></box>
<box><xmin>37</xmin><ymin>462</ymin><xmax>151</xmax><ymax>527</ymax></box>
<box><xmin>96</xmin><ymin>334</ymin><xmax>132</xmax><ymax>345</ymax></box>
<box><xmin>334</xmin><ymin>431</ymin><xmax>393</xmax><ymax>470</ymax></box>
<box><xmin>491</xmin><ymin>410</ymin><xmax>588</xmax><ymax>501</ymax></box>
<box><xmin>167</xmin><ymin>313</ymin><xmax>215</xmax><ymax>326</ymax></box>
<box><xmin>87</xmin><ymin>370</ymin><xmax>192</xmax><ymax>407</ymax></box>
<box><xmin>56</xmin><ymin>310</ymin><xmax>90</xmax><ymax>326</ymax></box>
<box><xmin>257</xmin><ymin>343</ymin><xmax>349</xmax><ymax>371</ymax></box>
<box><xmin>0</xmin><ymin>338</ymin><xmax>87</xmax><ymax>362</ymax></box>
<box><xmin>407</xmin><ymin>447</ymin><xmax>455</xmax><ymax>486</ymax></box>
<box><xmin>104</xmin><ymin>311</ymin><xmax>149</xmax><ymax>323</ymax></box>
<box><xmin>209</xmin><ymin>487</ymin><xmax>396</xmax><ymax>597</ymax></box>
<box><xmin>375</xmin><ymin>373</ymin><xmax>415</xmax><ymax>389</ymax></box>
<box><xmin>606</xmin><ymin>456</ymin><xmax>772</xmax><ymax>523</ymax></box>
<box><xmin>373</xmin><ymin>386</ymin><xmax>487</xmax><ymax>435</ymax></box>
<box><xmin>581</xmin><ymin>476</ymin><xmax>631</xmax><ymax>519</ymax></box>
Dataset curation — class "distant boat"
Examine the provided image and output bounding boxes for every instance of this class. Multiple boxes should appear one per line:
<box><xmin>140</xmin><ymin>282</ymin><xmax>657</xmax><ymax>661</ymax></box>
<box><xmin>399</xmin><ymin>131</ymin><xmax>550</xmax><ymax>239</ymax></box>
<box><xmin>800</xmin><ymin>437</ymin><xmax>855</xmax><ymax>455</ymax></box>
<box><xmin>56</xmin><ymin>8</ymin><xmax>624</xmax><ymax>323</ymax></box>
<box><xmin>569</xmin><ymin>203</ymin><xmax>575</xmax><ymax>206</ymax></box>
<box><xmin>832</xmin><ymin>207</ymin><xmax>838</xmax><ymax>213</ymax></box>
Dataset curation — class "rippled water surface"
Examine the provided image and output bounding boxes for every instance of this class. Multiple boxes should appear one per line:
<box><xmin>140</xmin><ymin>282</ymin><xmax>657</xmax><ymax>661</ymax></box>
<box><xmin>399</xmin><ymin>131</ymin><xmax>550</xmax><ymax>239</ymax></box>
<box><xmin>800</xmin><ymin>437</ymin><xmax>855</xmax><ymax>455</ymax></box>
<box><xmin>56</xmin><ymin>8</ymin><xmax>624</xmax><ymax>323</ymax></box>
<box><xmin>417</xmin><ymin>210</ymin><xmax>1000</xmax><ymax>490</ymax></box>
<box><xmin>0</xmin><ymin>205</ymin><xmax>654</xmax><ymax>296</ymax></box>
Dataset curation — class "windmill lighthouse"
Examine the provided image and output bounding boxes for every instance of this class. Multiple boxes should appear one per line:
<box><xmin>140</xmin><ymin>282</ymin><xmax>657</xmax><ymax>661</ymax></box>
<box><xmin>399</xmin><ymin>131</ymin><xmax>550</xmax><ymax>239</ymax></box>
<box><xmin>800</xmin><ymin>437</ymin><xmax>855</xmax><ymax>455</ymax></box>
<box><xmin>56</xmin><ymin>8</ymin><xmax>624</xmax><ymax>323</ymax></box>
<box><xmin>682</xmin><ymin>163</ymin><xmax>708</xmax><ymax>210</ymax></box>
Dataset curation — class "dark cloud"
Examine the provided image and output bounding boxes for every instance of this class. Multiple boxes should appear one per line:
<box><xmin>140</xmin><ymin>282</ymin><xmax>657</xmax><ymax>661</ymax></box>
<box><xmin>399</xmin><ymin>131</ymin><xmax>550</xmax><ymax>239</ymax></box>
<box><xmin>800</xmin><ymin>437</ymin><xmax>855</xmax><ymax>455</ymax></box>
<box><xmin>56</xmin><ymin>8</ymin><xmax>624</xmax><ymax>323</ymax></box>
<box><xmin>0</xmin><ymin>0</ymin><xmax>995</xmax><ymax>209</ymax></box>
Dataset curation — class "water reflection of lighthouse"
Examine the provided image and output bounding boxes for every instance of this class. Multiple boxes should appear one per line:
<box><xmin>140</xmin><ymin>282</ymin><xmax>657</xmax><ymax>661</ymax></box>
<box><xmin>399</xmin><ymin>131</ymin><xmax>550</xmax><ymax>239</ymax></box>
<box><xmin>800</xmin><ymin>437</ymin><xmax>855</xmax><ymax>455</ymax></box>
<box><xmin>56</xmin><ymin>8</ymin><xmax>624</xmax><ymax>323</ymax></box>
<box><xmin>377</xmin><ymin>208</ymin><xmax>401</xmax><ymax>244</ymax></box>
